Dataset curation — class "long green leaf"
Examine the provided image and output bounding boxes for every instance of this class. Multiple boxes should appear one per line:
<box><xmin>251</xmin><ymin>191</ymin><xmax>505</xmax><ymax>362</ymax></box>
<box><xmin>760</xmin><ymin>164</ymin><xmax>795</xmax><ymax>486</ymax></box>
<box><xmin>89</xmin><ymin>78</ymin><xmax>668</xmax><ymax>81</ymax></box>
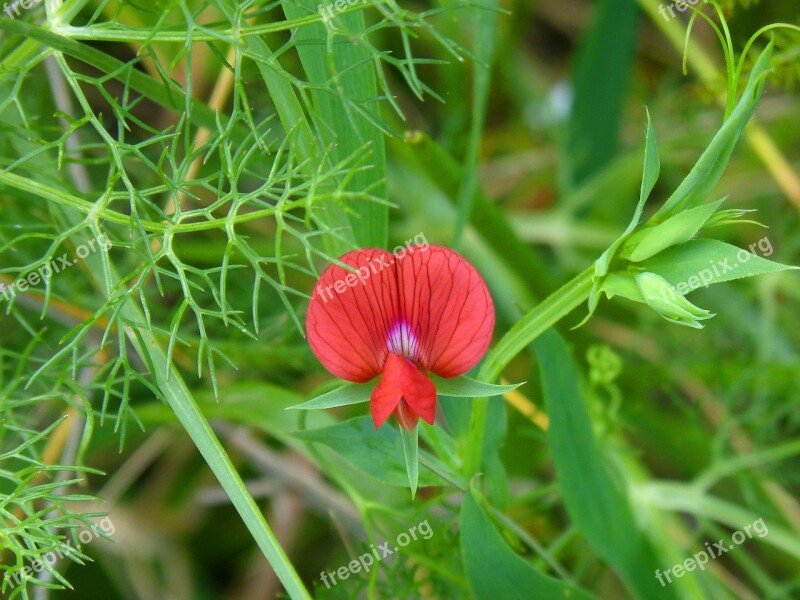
<box><xmin>460</xmin><ymin>489</ymin><xmax>595</xmax><ymax>600</ymax></box>
<box><xmin>432</xmin><ymin>375</ymin><xmax>523</xmax><ymax>398</ymax></box>
<box><xmin>293</xmin><ymin>417</ymin><xmax>443</xmax><ymax>488</ymax></box>
<box><xmin>51</xmin><ymin>216</ymin><xmax>311</xmax><ymax>597</ymax></box>
<box><xmin>642</xmin><ymin>239</ymin><xmax>799</xmax><ymax>289</ymax></box>
<box><xmin>281</xmin><ymin>0</ymin><xmax>387</xmax><ymax>248</ymax></box>
<box><xmin>594</xmin><ymin>108</ymin><xmax>660</xmax><ymax>277</ymax></box>
<box><xmin>534</xmin><ymin>329</ymin><xmax>678</xmax><ymax>600</ymax></box>
<box><xmin>125</xmin><ymin>327</ymin><xmax>311</xmax><ymax>599</ymax></box>
<box><xmin>241</xmin><ymin>26</ymin><xmax>355</xmax><ymax>258</ymax></box>
<box><xmin>566</xmin><ymin>0</ymin><xmax>639</xmax><ymax>187</ymax></box>
<box><xmin>453</xmin><ymin>0</ymin><xmax>498</xmax><ymax>244</ymax></box>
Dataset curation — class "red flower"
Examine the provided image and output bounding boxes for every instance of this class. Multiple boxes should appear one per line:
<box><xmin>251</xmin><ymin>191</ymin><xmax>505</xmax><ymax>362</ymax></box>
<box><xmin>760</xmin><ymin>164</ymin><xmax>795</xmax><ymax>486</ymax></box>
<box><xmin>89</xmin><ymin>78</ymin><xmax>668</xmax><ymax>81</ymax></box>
<box><xmin>306</xmin><ymin>244</ymin><xmax>495</xmax><ymax>430</ymax></box>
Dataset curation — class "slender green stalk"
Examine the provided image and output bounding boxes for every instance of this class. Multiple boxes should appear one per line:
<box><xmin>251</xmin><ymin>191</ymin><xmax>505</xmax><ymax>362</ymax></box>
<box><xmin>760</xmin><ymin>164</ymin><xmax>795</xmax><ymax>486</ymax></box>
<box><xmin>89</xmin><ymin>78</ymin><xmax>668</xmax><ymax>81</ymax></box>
<box><xmin>74</xmin><ymin>224</ymin><xmax>313</xmax><ymax>599</ymax></box>
<box><xmin>479</xmin><ymin>266</ymin><xmax>595</xmax><ymax>382</ymax></box>
<box><xmin>642</xmin><ymin>482</ymin><xmax>800</xmax><ymax>560</ymax></box>
<box><xmin>463</xmin><ymin>266</ymin><xmax>595</xmax><ymax>476</ymax></box>
<box><xmin>123</xmin><ymin>317</ymin><xmax>313</xmax><ymax>599</ymax></box>
<box><xmin>49</xmin><ymin>11</ymin><xmax>361</xmax><ymax>42</ymax></box>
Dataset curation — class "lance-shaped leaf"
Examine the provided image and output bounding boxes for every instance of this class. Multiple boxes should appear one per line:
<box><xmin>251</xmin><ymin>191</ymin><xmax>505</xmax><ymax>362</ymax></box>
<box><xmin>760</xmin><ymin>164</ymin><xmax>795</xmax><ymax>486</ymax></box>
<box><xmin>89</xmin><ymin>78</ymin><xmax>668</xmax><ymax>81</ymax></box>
<box><xmin>460</xmin><ymin>489</ymin><xmax>595</xmax><ymax>600</ymax></box>
<box><xmin>287</xmin><ymin>381</ymin><xmax>376</xmax><ymax>411</ymax></box>
<box><xmin>534</xmin><ymin>330</ymin><xmax>679</xmax><ymax>600</ymax></box>
<box><xmin>594</xmin><ymin>107</ymin><xmax>660</xmax><ymax>278</ymax></box>
<box><xmin>642</xmin><ymin>239</ymin><xmax>799</xmax><ymax>291</ymax></box>
<box><xmin>430</xmin><ymin>375</ymin><xmax>523</xmax><ymax>398</ymax></box>
<box><xmin>620</xmin><ymin>198</ymin><xmax>725</xmax><ymax>262</ymax></box>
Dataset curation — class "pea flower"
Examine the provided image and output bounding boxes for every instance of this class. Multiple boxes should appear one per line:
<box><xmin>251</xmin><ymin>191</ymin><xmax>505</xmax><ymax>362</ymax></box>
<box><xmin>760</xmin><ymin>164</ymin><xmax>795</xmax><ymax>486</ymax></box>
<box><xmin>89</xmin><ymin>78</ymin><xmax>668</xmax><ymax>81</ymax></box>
<box><xmin>306</xmin><ymin>244</ymin><xmax>495</xmax><ymax>430</ymax></box>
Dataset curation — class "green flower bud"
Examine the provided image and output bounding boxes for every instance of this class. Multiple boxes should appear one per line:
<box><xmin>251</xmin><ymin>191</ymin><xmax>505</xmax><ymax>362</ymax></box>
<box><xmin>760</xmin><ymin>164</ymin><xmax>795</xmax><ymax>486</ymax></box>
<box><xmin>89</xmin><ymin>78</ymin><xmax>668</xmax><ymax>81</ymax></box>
<box><xmin>634</xmin><ymin>272</ymin><xmax>714</xmax><ymax>329</ymax></box>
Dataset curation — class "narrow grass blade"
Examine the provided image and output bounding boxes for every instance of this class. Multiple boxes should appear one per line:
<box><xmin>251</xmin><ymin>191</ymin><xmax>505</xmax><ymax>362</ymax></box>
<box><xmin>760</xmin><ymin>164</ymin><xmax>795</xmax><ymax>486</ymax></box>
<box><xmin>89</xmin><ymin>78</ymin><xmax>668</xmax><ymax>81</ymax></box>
<box><xmin>453</xmin><ymin>0</ymin><xmax>498</xmax><ymax>244</ymax></box>
<box><xmin>566</xmin><ymin>0</ymin><xmax>638</xmax><ymax>187</ymax></box>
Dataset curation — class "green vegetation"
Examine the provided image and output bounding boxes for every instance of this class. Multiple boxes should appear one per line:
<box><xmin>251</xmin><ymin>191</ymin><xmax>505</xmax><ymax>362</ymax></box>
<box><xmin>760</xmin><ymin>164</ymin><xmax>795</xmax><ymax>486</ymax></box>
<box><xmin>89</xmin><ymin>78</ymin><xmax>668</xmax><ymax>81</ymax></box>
<box><xmin>1</xmin><ymin>0</ymin><xmax>799</xmax><ymax>598</ymax></box>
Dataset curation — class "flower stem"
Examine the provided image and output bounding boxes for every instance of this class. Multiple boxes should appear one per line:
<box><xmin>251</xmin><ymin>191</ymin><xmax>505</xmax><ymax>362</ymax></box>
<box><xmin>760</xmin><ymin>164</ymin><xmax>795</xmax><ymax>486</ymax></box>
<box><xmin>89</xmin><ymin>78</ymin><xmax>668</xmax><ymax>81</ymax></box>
<box><xmin>463</xmin><ymin>266</ymin><xmax>595</xmax><ymax>477</ymax></box>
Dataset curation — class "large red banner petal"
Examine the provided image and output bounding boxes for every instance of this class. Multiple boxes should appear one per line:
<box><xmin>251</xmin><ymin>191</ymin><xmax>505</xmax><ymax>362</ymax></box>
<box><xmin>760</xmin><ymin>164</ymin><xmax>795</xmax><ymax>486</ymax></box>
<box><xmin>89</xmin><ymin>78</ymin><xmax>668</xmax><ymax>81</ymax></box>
<box><xmin>306</xmin><ymin>244</ymin><xmax>494</xmax><ymax>386</ymax></box>
<box><xmin>306</xmin><ymin>249</ymin><xmax>398</xmax><ymax>382</ymax></box>
<box><xmin>395</xmin><ymin>245</ymin><xmax>494</xmax><ymax>378</ymax></box>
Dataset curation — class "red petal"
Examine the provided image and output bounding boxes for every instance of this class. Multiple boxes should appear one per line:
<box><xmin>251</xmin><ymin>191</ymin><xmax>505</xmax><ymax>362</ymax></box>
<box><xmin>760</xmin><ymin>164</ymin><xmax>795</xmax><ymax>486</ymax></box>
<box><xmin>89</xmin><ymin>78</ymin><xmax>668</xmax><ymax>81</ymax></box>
<box><xmin>306</xmin><ymin>249</ymin><xmax>398</xmax><ymax>382</ymax></box>
<box><xmin>306</xmin><ymin>245</ymin><xmax>495</xmax><ymax>386</ymax></box>
<box><xmin>395</xmin><ymin>246</ymin><xmax>494</xmax><ymax>377</ymax></box>
<box><xmin>370</xmin><ymin>353</ymin><xmax>437</xmax><ymax>428</ymax></box>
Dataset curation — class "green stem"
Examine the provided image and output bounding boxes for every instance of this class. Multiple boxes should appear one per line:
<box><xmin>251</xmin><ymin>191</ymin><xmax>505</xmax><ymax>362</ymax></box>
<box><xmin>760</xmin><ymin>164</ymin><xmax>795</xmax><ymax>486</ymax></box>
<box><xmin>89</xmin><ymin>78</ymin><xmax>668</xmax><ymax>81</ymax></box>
<box><xmin>123</xmin><ymin>321</ymin><xmax>313</xmax><ymax>599</ymax></box>
<box><xmin>463</xmin><ymin>266</ymin><xmax>595</xmax><ymax>476</ymax></box>
<box><xmin>642</xmin><ymin>482</ymin><xmax>800</xmax><ymax>560</ymax></box>
<box><xmin>38</xmin><ymin>219</ymin><xmax>314</xmax><ymax>598</ymax></box>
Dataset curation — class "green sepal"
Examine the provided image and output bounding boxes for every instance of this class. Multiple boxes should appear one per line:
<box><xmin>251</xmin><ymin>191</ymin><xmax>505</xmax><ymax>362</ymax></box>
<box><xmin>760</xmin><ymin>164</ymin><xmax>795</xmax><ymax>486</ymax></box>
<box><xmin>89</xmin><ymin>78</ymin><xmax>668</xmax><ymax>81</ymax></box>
<box><xmin>620</xmin><ymin>199</ymin><xmax>724</xmax><ymax>262</ymax></box>
<box><xmin>287</xmin><ymin>381</ymin><xmax>376</xmax><ymax>411</ymax></box>
<box><xmin>431</xmin><ymin>375</ymin><xmax>523</xmax><ymax>398</ymax></box>
<box><xmin>399</xmin><ymin>424</ymin><xmax>419</xmax><ymax>498</ymax></box>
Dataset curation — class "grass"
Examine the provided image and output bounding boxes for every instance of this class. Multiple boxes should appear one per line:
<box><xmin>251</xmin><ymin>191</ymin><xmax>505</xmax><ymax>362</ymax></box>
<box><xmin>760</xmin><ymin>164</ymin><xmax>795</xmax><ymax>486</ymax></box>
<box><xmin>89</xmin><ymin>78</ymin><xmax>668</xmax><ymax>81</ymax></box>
<box><xmin>1</xmin><ymin>0</ymin><xmax>799</xmax><ymax>598</ymax></box>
